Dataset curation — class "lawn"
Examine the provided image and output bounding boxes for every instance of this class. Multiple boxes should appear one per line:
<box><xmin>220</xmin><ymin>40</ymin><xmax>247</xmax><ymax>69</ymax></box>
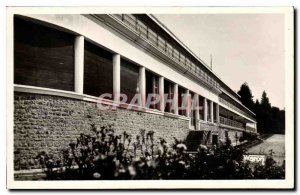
<box><xmin>246</xmin><ymin>134</ymin><xmax>285</xmax><ymax>165</ymax></box>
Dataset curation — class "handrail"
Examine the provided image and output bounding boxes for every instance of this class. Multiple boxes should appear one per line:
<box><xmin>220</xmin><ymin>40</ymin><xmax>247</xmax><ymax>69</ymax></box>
<box><xmin>219</xmin><ymin>97</ymin><xmax>255</xmax><ymax>121</ymax></box>
<box><xmin>246</xmin><ymin>126</ymin><xmax>257</xmax><ymax>132</ymax></box>
<box><xmin>219</xmin><ymin>116</ymin><xmax>244</xmax><ymax>129</ymax></box>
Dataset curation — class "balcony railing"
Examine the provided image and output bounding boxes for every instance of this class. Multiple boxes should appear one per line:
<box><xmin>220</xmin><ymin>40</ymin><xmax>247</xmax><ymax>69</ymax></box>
<box><xmin>246</xmin><ymin>126</ymin><xmax>257</xmax><ymax>132</ymax></box>
<box><xmin>219</xmin><ymin>116</ymin><xmax>244</xmax><ymax>130</ymax></box>
<box><xmin>219</xmin><ymin>97</ymin><xmax>255</xmax><ymax>121</ymax></box>
<box><xmin>112</xmin><ymin>14</ymin><xmax>220</xmax><ymax>92</ymax></box>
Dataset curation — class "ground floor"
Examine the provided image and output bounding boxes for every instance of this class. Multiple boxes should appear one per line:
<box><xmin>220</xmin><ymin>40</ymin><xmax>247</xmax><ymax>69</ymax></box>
<box><xmin>14</xmin><ymin>92</ymin><xmax>251</xmax><ymax>170</ymax></box>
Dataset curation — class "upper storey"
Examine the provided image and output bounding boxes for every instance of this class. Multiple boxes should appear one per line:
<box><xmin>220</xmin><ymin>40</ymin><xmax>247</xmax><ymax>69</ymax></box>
<box><xmin>93</xmin><ymin>14</ymin><xmax>256</xmax><ymax>121</ymax></box>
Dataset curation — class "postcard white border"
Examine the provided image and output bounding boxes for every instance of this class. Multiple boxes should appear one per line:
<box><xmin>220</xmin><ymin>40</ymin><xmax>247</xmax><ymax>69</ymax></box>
<box><xmin>6</xmin><ymin>6</ymin><xmax>294</xmax><ymax>189</ymax></box>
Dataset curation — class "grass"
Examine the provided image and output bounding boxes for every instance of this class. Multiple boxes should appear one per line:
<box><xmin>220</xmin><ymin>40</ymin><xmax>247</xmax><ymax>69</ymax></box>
<box><xmin>246</xmin><ymin>134</ymin><xmax>285</xmax><ymax>165</ymax></box>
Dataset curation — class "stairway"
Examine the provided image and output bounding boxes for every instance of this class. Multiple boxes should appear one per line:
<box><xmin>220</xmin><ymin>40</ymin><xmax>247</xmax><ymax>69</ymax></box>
<box><xmin>185</xmin><ymin>131</ymin><xmax>203</xmax><ymax>151</ymax></box>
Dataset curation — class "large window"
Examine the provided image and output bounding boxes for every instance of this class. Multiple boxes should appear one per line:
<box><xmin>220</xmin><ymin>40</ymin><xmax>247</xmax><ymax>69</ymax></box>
<box><xmin>14</xmin><ymin>17</ymin><xmax>75</xmax><ymax>91</ymax></box>
<box><xmin>164</xmin><ymin>79</ymin><xmax>174</xmax><ymax>113</ymax></box>
<box><xmin>146</xmin><ymin>70</ymin><xmax>159</xmax><ymax>109</ymax></box>
<box><xmin>84</xmin><ymin>41</ymin><xmax>113</xmax><ymax>98</ymax></box>
<box><xmin>199</xmin><ymin>96</ymin><xmax>204</xmax><ymax>120</ymax></box>
<box><xmin>213</xmin><ymin>102</ymin><xmax>217</xmax><ymax>123</ymax></box>
<box><xmin>207</xmin><ymin>100</ymin><xmax>211</xmax><ymax>122</ymax></box>
<box><xmin>178</xmin><ymin>86</ymin><xmax>186</xmax><ymax>116</ymax></box>
<box><xmin>190</xmin><ymin>91</ymin><xmax>197</xmax><ymax>127</ymax></box>
<box><xmin>121</xmin><ymin>59</ymin><xmax>139</xmax><ymax>104</ymax></box>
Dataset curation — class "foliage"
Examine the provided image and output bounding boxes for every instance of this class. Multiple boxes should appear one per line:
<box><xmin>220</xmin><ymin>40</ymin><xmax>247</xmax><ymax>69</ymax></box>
<box><xmin>37</xmin><ymin>125</ymin><xmax>285</xmax><ymax>180</ymax></box>
<box><xmin>238</xmin><ymin>83</ymin><xmax>285</xmax><ymax>134</ymax></box>
<box><xmin>254</xmin><ymin>91</ymin><xmax>285</xmax><ymax>134</ymax></box>
<box><xmin>237</xmin><ymin>82</ymin><xmax>255</xmax><ymax>112</ymax></box>
<box><xmin>239</xmin><ymin>132</ymin><xmax>258</xmax><ymax>142</ymax></box>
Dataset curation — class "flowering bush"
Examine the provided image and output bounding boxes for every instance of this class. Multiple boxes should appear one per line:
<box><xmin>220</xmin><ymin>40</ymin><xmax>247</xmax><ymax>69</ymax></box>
<box><xmin>37</xmin><ymin>125</ymin><xmax>285</xmax><ymax>180</ymax></box>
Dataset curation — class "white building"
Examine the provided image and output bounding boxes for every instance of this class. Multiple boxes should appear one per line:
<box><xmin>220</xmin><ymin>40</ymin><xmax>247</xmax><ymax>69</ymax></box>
<box><xmin>12</xmin><ymin>14</ymin><xmax>257</xmax><ymax>170</ymax></box>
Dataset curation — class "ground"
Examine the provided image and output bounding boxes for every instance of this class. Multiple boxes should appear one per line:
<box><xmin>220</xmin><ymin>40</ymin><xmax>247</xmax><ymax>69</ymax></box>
<box><xmin>246</xmin><ymin>134</ymin><xmax>285</xmax><ymax>165</ymax></box>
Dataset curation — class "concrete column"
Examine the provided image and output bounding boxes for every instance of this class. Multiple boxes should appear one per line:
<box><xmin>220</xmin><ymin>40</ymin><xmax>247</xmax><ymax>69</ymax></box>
<box><xmin>159</xmin><ymin>76</ymin><xmax>164</xmax><ymax>112</ymax></box>
<box><xmin>204</xmin><ymin>98</ymin><xmax>208</xmax><ymax>121</ymax></box>
<box><xmin>139</xmin><ymin>66</ymin><xmax>146</xmax><ymax>107</ymax></box>
<box><xmin>194</xmin><ymin>94</ymin><xmax>200</xmax><ymax>130</ymax></box>
<box><xmin>211</xmin><ymin>101</ymin><xmax>214</xmax><ymax>123</ymax></box>
<box><xmin>74</xmin><ymin>36</ymin><xmax>84</xmax><ymax>94</ymax></box>
<box><xmin>185</xmin><ymin>89</ymin><xmax>190</xmax><ymax>117</ymax></box>
<box><xmin>113</xmin><ymin>54</ymin><xmax>121</xmax><ymax>102</ymax></box>
<box><xmin>216</xmin><ymin>103</ymin><xmax>220</xmax><ymax>123</ymax></box>
<box><xmin>173</xmin><ymin>83</ymin><xmax>179</xmax><ymax>115</ymax></box>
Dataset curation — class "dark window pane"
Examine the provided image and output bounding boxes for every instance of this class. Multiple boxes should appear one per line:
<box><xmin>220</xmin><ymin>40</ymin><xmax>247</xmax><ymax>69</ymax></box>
<box><xmin>121</xmin><ymin>59</ymin><xmax>139</xmax><ymax>104</ymax></box>
<box><xmin>178</xmin><ymin>86</ymin><xmax>186</xmax><ymax>116</ymax></box>
<box><xmin>84</xmin><ymin>41</ymin><xmax>113</xmax><ymax>98</ymax></box>
<box><xmin>207</xmin><ymin>100</ymin><xmax>211</xmax><ymax>122</ymax></box>
<box><xmin>164</xmin><ymin>79</ymin><xmax>174</xmax><ymax>113</ymax></box>
<box><xmin>146</xmin><ymin>70</ymin><xmax>159</xmax><ymax>109</ymax></box>
<box><xmin>199</xmin><ymin>96</ymin><xmax>204</xmax><ymax>120</ymax></box>
<box><xmin>14</xmin><ymin>17</ymin><xmax>74</xmax><ymax>91</ymax></box>
<box><xmin>213</xmin><ymin>102</ymin><xmax>217</xmax><ymax>123</ymax></box>
<box><xmin>190</xmin><ymin>92</ymin><xmax>196</xmax><ymax>127</ymax></box>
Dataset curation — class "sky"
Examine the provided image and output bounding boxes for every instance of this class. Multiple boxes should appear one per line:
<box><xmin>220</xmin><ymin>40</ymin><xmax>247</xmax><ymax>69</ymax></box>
<box><xmin>154</xmin><ymin>14</ymin><xmax>285</xmax><ymax>109</ymax></box>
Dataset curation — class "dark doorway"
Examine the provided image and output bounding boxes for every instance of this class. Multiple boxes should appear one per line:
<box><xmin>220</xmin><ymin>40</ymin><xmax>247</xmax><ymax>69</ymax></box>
<box><xmin>212</xmin><ymin>134</ymin><xmax>218</xmax><ymax>146</ymax></box>
<box><xmin>186</xmin><ymin>131</ymin><xmax>203</xmax><ymax>151</ymax></box>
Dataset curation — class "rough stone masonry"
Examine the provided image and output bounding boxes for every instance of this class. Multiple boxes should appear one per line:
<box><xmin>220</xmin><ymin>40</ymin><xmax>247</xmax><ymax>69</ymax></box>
<box><xmin>14</xmin><ymin>92</ymin><xmax>190</xmax><ymax>170</ymax></box>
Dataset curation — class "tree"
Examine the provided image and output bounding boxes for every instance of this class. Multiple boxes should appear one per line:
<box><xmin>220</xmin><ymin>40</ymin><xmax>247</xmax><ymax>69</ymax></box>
<box><xmin>238</xmin><ymin>85</ymin><xmax>285</xmax><ymax>135</ymax></box>
<box><xmin>254</xmin><ymin>99</ymin><xmax>260</xmax><ymax>111</ymax></box>
<box><xmin>237</xmin><ymin>82</ymin><xmax>255</xmax><ymax>111</ymax></box>
<box><xmin>258</xmin><ymin>91</ymin><xmax>272</xmax><ymax>133</ymax></box>
<box><xmin>261</xmin><ymin>91</ymin><xmax>271</xmax><ymax>111</ymax></box>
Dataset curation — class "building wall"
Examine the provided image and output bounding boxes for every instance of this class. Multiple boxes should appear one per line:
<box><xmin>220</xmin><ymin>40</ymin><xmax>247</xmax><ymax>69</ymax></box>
<box><xmin>14</xmin><ymin>92</ymin><xmax>190</xmax><ymax>170</ymax></box>
<box><xmin>19</xmin><ymin>14</ymin><xmax>220</xmax><ymax>103</ymax></box>
<box><xmin>199</xmin><ymin>122</ymin><xmax>219</xmax><ymax>146</ymax></box>
<box><xmin>11</xmin><ymin>14</ymin><xmax>256</xmax><ymax>171</ymax></box>
<box><xmin>219</xmin><ymin>127</ymin><xmax>243</xmax><ymax>145</ymax></box>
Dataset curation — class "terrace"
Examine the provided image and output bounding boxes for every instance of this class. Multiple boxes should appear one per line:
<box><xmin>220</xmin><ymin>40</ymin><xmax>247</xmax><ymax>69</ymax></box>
<box><xmin>219</xmin><ymin>97</ymin><xmax>256</xmax><ymax>121</ymax></box>
<box><xmin>219</xmin><ymin>116</ymin><xmax>245</xmax><ymax>131</ymax></box>
<box><xmin>111</xmin><ymin>14</ymin><xmax>220</xmax><ymax>93</ymax></box>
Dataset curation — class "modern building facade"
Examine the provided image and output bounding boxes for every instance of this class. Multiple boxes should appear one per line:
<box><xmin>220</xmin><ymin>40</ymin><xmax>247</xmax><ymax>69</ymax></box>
<box><xmin>13</xmin><ymin>14</ymin><xmax>257</xmax><ymax>170</ymax></box>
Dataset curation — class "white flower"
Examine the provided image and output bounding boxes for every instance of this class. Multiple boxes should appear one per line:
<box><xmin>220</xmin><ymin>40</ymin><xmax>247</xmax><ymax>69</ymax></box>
<box><xmin>93</xmin><ymin>172</ymin><xmax>101</xmax><ymax>179</ymax></box>
<box><xmin>177</xmin><ymin>143</ymin><xmax>187</xmax><ymax>150</ymax></box>
<box><xmin>128</xmin><ymin>166</ymin><xmax>136</xmax><ymax>176</ymax></box>
<box><xmin>199</xmin><ymin>144</ymin><xmax>208</xmax><ymax>150</ymax></box>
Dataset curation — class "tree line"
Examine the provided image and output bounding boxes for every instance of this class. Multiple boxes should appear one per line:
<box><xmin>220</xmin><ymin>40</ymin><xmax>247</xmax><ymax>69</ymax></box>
<box><xmin>237</xmin><ymin>83</ymin><xmax>285</xmax><ymax>134</ymax></box>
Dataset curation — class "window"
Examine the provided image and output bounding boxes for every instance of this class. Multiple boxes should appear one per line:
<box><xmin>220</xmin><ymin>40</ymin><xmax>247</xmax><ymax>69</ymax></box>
<box><xmin>212</xmin><ymin>134</ymin><xmax>218</xmax><ymax>146</ymax></box>
<box><xmin>146</xmin><ymin>70</ymin><xmax>159</xmax><ymax>109</ymax></box>
<box><xmin>213</xmin><ymin>102</ymin><xmax>217</xmax><ymax>123</ymax></box>
<box><xmin>121</xmin><ymin>59</ymin><xmax>139</xmax><ymax>104</ymax></box>
<box><xmin>207</xmin><ymin>100</ymin><xmax>211</xmax><ymax>122</ymax></box>
<box><xmin>190</xmin><ymin>91</ymin><xmax>197</xmax><ymax>127</ymax></box>
<box><xmin>199</xmin><ymin>96</ymin><xmax>204</xmax><ymax>120</ymax></box>
<box><xmin>84</xmin><ymin>41</ymin><xmax>113</xmax><ymax>98</ymax></box>
<box><xmin>166</xmin><ymin>43</ymin><xmax>173</xmax><ymax>57</ymax></box>
<box><xmin>14</xmin><ymin>17</ymin><xmax>74</xmax><ymax>91</ymax></box>
<box><xmin>178</xmin><ymin>86</ymin><xmax>186</xmax><ymax>116</ymax></box>
<box><xmin>164</xmin><ymin>79</ymin><xmax>174</xmax><ymax>113</ymax></box>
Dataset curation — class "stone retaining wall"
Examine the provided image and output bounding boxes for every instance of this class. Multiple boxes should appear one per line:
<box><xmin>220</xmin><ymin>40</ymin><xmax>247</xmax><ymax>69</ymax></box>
<box><xmin>14</xmin><ymin>92</ymin><xmax>190</xmax><ymax>170</ymax></box>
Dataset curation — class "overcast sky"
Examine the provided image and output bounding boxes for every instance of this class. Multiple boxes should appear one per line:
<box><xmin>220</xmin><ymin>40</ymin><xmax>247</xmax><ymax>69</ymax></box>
<box><xmin>154</xmin><ymin>14</ymin><xmax>285</xmax><ymax>109</ymax></box>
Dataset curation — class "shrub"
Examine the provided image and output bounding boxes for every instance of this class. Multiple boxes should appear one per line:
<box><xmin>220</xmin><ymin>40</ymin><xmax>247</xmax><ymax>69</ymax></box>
<box><xmin>36</xmin><ymin>125</ymin><xmax>285</xmax><ymax>180</ymax></box>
